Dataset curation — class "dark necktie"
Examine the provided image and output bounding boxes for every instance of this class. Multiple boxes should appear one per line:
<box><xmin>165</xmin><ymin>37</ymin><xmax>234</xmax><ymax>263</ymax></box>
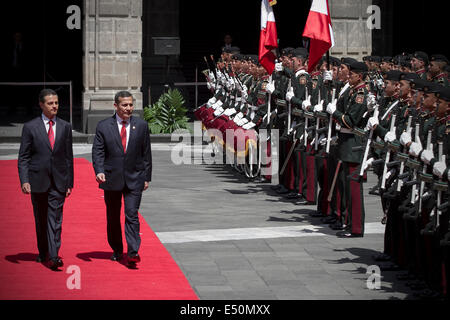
<box><xmin>48</xmin><ymin>120</ymin><xmax>55</xmax><ymax>150</ymax></box>
<box><xmin>121</xmin><ymin>121</ymin><xmax>127</xmax><ymax>153</ymax></box>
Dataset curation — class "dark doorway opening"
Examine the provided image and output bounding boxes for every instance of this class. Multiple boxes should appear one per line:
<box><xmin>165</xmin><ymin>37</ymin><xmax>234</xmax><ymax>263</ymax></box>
<box><xmin>0</xmin><ymin>0</ymin><xmax>83</xmax><ymax>130</ymax></box>
<box><xmin>177</xmin><ymin>0</ymin><xmax>310</xmax><ymax>111</ymax></box>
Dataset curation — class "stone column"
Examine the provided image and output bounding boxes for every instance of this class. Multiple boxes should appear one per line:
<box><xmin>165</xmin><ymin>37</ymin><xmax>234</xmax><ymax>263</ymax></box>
<box><xmin>329</xmin><ymin>0</ymin><xmax>372</xmax><ymax>60</ymax></box>
<box><xmin>83</xmin><ymin>0</ymin><xmax>143</xmax><ymax>134</ymax></box>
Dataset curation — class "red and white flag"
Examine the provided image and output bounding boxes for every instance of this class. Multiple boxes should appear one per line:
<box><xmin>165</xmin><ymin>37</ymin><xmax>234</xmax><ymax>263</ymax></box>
<box><xmin>302</xmin><ymin>0</ymin><xmax>335</xmax><ymax>73</ymax></box>
<box><xmin>259</xmin><ymin>0</ymin><xmax>278</xmax><ymax>75</ymax></box>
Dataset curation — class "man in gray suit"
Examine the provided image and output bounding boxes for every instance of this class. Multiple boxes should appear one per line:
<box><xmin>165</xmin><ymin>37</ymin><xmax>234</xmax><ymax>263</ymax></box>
<box><xmin>18</xmin><ymin>89</ymin><xmax>74</xmax><ymax>270</ymax></box>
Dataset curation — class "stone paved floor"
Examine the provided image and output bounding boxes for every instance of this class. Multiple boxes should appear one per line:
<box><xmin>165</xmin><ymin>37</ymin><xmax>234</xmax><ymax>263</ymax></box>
<box><xmin>0</xmin><ymin>142</ymin><xmax>419</xmax><ymax>300</ymax></box>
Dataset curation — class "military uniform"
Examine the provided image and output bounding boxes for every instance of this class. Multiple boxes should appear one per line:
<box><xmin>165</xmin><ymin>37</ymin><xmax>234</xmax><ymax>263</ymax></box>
<box><xmin>327</xmin><ymin>61</ymin><xmax>369</xmax><ymax>237</ymax></box>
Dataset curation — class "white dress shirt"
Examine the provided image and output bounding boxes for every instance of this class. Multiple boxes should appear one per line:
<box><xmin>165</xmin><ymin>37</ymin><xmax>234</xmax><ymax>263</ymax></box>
<box><xmin>42</xmin><ymin>114</ymin><xmax>56</xmax><ymax>137</ymax></box>
<box><xmin>116</xmin><ymin>114</ymin><xmax>130</xmax><ymax>149</ymax></box>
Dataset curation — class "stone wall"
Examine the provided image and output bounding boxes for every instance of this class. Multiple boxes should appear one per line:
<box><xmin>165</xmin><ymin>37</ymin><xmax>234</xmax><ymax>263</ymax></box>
<box><xmin>83</xmin><ymin>0</ymin><xmax>143</xmax><ymax>134</ymax></box>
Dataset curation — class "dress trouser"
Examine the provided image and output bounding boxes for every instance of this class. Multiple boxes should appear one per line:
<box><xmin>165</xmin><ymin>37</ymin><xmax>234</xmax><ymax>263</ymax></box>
<box><xmin>31</xmin><ymin>178</ymin><xmax>66</xmax><ymax>260</ymax></box>
<box><xmin>104</xmin><ymin>187</ymin><xmax>143</xmax><ymax>256</ymax></box>
<box><xmin>336</xmin><ymin>162</ymin><xmax>365</xmax><ymax>235</ymax></box>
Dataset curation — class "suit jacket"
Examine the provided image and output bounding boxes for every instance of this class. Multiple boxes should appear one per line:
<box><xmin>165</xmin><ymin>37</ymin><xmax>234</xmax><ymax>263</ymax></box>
<box><xmin>18</xmin><ymin>116</ymin><xmax>74</xmax><ymax>193</ymax></box>
<box><xmin>92</xmin><ymin>115</ymin><xmax>152</xmax><ymax>191</ymax></box>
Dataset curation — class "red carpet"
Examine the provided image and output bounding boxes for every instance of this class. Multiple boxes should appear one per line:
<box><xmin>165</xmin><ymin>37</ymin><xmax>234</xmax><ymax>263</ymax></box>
<box><xmin>0</xmin><ymin>158</ymin><xmax>198</xmax><ymax>300</ymax></box>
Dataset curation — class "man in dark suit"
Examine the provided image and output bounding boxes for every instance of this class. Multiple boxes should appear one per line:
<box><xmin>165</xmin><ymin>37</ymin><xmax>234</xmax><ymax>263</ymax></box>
<box><xmin>92</xmin><ymin>91</ymin><xmax>152</xmax><ymax>267</ymax></box>
<box><xmin>18</xmin><ymin>89</ymin><xmax>74</xmax><ymax>270</ymax></box>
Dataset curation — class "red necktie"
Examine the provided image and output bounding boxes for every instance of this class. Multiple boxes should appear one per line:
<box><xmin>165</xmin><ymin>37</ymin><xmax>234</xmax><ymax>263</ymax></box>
<box><xmin>121</xmin><ymin>121</ymin><xmax>127</xmax><ymax>153</ymax></box>
<box><xmin>48</xmin><ymin>119</ymin><xmax>55</xmax><ymax>150</ymax></box>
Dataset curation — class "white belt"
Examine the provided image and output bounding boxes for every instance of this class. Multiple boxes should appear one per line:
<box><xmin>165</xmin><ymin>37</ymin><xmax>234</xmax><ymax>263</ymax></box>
<box><xmin>339</xmin><ymin>127</ymin><xmax>354</xmax><ymax>134</ymax></box>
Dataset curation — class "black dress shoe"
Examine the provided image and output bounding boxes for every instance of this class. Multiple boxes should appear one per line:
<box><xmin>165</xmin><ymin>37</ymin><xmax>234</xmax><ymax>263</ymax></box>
<box><xmin>36</xmin><ymin>255</ymin><xmax>47</xmax><ymax>263</ymax></box>
<box><xmin>270</xmin><ymin>184</ymin><xmax>283</xmax><ymax>191</ymax></box>
<box><xmin>128</xmin><ymin>254</ymin><xmax>141</xmax><ymax>263</ymax></box>
<box><xmin>55</xmin><ymin>257</ymin><xmax>64</xmax><ymax>267</ymax></box>
<box><xmin>368</xmin><ymin>185</ymin><xmax>380</xmax><ymax>196</ymax></box>
<box><xmin>329</xmin><ymin>221</ymin><xmax>345</xmax><ymax>230</ymax></box>
<box><xmin>286</xmin><ymin>192</ymin><xmax>302</xmax><ymax>199</ymax></box>
<box><xmin>110</xmin><ymin>252</ymin><xmax>123</xmax><ymax>262</ymax></box>
<box><xmin>379</xmin><ymin>262</ymin><xmax>401</xmax><ymax>271</ymax></box>
<box><xmin>321</xmin><ymin>216</ymin><xmax>337</xmax><ymax>224</ymax></box>
<box><xmin>47</xmin><ymin>259</ymin><xmax>60</xmax><ymax>271</ymax></box>
<box><xmin>127</xmin><ymin>254</ymin><xmax>141</xmax><ymax>268</ymax></box>
<box><xmin>309</xmin><ymin>211</ymin><xmax>325</xmax><ymax>218</ymax></box>
<box><xmin>336</xmin><ymin>231</ymin><xmax>363</xmax><ymax>238</ymax></box>
<box><xmin>296</xmin><ymin>198</ymin><xmax>314</xmax><ymax>205</ymax></box>
<box><xmin>276</xmin><ymin>186</ymin><xmax>290</xmax><ymax>194</ymax></box>
<box><xmin>372</xmin><ymin>253</ymin><xmax>391</xmax><ymax>262</ymax></box>
<box><xmin>396</xmin><ymin>272</ymin><xmax>415</xmax><ymax>281</ymax></box>
<box><xmin>413</xmin><ymin>289</ymin><xmax>442</xmax><ymax>300</ymax></box>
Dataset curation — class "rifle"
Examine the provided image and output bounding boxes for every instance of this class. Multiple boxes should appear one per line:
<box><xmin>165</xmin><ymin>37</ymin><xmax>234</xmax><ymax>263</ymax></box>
<box><xmin>404</xmin><ymin>124</ymin><xmax>422</xmax><ymax>204</ymax></box>
<box><xmin>303</xmin><ymin>86</ymin><xmax>314</xmax><ymax>148</ymax></box>
<box><xmin>421</xmin><ymin>141</ymin><xmax>447</xmax><ymax>236</ymax></box>
<box><xmin>434</xmin><ymin>142</ymin><xmax>447</xmax><ymax>228</ymax></box>
<box><xmin>287</xmin><ymin>78</ymin><xmax>292</xmax><ymax>135</ymax></box>
<box><xmin>267</xmin><ymin>75</ymin><xmax>272</xmax><ymax>126</ymax></box>
<box><xmin>328</xmin><ymin>160</ymin><xmax>342</xmax><ymax>202</ymax></box>
<box><xmin>279</xmin><ymin>123</ymin><xmax>305</xmax><ymax>175</ymax></box>
<box><xmin>417</xmin><ymin>130</ymin><xmax>433</xmax><ymax>213</ymax></box>
<box><xmin>325</xmin><ymin>88</ymin><xmax>337</xmax><ymax>154</ymax></box>
<box><xmin>314</xmin><ymin>88</ymin><xmax>321</xmax><ymax>151</ymax></box>
<box><xmin>355</xmin><ymin>106</ymin><xmax>380</xmax><ymax>180</ymax></box>
<box><xmin>395</xmin><ymin>116</ymin><xmax>413</xmax><ymax>193</ymax></box>
<box><xmin>204</xmin><ymin>56</ymin><xmax>214</xmax><ymax>77</ymax></box>
<box><xmin>380</xmin><ymin>114</ymin><xmax>397</xmax><ymax>190</ymax></box>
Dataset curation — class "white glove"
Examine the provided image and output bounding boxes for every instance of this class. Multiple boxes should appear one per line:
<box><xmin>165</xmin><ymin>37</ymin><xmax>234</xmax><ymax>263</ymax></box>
<box><xmin>323</xmin><ymin>70</ymin><xmax>333</xmax><ymax>81</ymax></box>
<box><xmin>212</xmin><ymin>100</ymin><xmax>223</xmax><ymax>110</ymax></box>
<box><xmin>384</xmin><ymin>131</ymin><xmax>396</xmax><ymax>143</ymax></box>
<box><xmin>266</xmin><ymin>81</ymin><xmax>275</xmax><ymax>94</ymax></box>
<box><xmin>433</xmin><ymin>161</ymin><xmax>446</xmax><ymax>178</ymax></box>
<box><xmin>376</xmin><ymin>78</ymin><xmax>384</xmax><ymax>88</ymax></box>
<box><xmin>207</xmin><ymin>82</ymin><xmax>216</xmax><ymax>91</ymax></box>
<box><xmin>319</xmin><ymin>135</ymin><xmax>327</xmax><ymax>146</ymax></box>
<box><xmin>224</xmin><ymin>108</ymin><xmax>236</xmax><ymax>116</ymax></box>
<box><xmin>400</xmin><ymin>131</ymin><xmax>412</xmax><ymax>146</ymax></box>
<box><xmin>207</xmin><ymin>97</ymin><xmax>217</xmax><ymax>107</ymax></box>
<box><xmin>363</xmin><ymin>157</ymin><xmax>375</xmax><ymax>172</ymax></box>
<box><xmin>227</xmin><ymin>78</ymin><xmax>235</xmax><ymax>90</ymax></box>
<box><xmin>209</xmin><ymin>71</ymin><xmax>215</xmax><ymax>82</ymax></box>
<box><xmin>243</xmin><ymin>122</ymin><xmax>256</xmax><ymax>130</ymax></box>
<box><xmin>367</xmin><ymin>116</ymin><xmax>379</xmax><ymax>130</ymax></box>
<box><xmin>367</xmin><ymin>93</ymin><xmax>376</xmax><ymax>105</ymax></box>
<box><xmin>409</xmin><ymin>141</ymin><xmax>423</xmax><ymax>157</ymax></box>
<box><xmin>420</xmin><ymin>149</ymin><xmax>434</xmax><ymax>165</ymax></box>
<box><xmin>213</xmin><ymin>107</ymin><xmax>224</xmax><ymax>116</ymax></box>
<box><xmin>286</xmin><ymin>88</ymin><xmax>295</xmax><ymax>102</ymax></box>
<box><xmin>275</xmin><ymin>62</ymin><xmax>283</xmax><ymax>72</ymax></box>
<box><xmin>385</xmin><ymin>169</ymin><xmax>393</xmax><ymax>181</ymax></box>
<box><xmin>326</xmin><ymin>102</ymin><xmax>336</xmax><ymax>115</ymax></box>
<box><xmin>302</xmin><ymin>95</ymin><xmax>312</xmax><ymax>111</ymax></box>
<box><xmin>233</xmin><ymin>113</ymin><xmax>243</xmax><ymax>123</ymax></box>
<box><xmin>313</xmin><ymin>100</ymin><xmax>324</xmax><ymax>113</ymax></box>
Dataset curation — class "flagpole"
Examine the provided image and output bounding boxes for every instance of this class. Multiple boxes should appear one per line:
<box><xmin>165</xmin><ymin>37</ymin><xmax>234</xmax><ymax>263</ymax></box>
<box><xmin>326</xmin><ymin>51</ymin><xmax>330</xmax><ymax>71</ymax></box>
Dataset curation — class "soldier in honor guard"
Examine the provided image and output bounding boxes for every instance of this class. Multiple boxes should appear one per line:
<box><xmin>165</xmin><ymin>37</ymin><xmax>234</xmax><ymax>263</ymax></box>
<box><xmin>428</xmin><ymin>54</ymin><xmax>449</xmax><ymax>87</ymax></box>
<box><xmin>325</xmin><ymin>61</ymin><xmax>370</xmax><ymax>237</ymax></box>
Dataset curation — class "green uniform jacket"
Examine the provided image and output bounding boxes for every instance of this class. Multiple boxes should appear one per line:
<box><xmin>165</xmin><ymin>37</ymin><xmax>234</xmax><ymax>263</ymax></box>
<box><xmin>332</xmin><ymin>83</ymin><xmax>369</xmax><ymax>164</ymax></box>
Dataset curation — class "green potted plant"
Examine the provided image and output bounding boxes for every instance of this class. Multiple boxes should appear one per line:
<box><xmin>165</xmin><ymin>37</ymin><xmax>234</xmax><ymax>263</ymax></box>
<box><xmin>144</xmin><ymin>88</ymin><xmax>190</xmax><ymax>134</ymax></box>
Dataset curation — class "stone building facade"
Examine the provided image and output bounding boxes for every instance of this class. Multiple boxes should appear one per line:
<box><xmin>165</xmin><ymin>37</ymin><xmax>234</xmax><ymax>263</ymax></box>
<box><xmin>81</xmin><ymin>0</ymin><xmax>373</xmax><ymax>133</ymax></box>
